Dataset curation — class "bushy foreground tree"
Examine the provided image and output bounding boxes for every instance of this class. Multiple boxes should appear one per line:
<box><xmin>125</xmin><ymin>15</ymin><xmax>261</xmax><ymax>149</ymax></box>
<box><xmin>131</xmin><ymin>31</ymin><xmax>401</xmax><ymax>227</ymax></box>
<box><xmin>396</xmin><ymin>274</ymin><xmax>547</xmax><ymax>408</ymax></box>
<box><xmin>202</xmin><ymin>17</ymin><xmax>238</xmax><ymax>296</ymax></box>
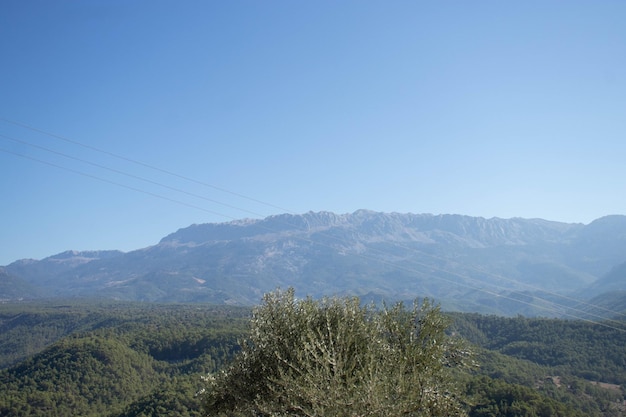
<box><xmin>202</xmin><ymin>288</ymin><xmax>472</xmax><ymax>416</ymax></box>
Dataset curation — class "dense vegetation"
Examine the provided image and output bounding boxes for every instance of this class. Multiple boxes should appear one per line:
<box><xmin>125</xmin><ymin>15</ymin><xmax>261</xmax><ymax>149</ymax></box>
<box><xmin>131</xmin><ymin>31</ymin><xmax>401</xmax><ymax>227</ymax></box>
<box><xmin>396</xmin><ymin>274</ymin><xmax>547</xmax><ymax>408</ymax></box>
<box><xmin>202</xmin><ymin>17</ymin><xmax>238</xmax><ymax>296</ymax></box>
<box><xmin>0</xmin><ymin>298</ymin><xmax>624</xmax><ymax>416</ymax></box>
<box><xmin>451</xmin><ymin>313</ymin><xmax>626</xmax><ymax>384</ymax></box>
<box><xmin>204</xmin><ymin>289</ymin><xmax>471</xmax><ymax>416</ymax></box>
<box><xmin>451</xmin><ymin>314</ymin><xmax>626</xmax><ymax>417</ymax></box>
<box><xmin>0</xmin><ymin>300</ymin><xmax>249</xmax><ymax>416</ymax></box>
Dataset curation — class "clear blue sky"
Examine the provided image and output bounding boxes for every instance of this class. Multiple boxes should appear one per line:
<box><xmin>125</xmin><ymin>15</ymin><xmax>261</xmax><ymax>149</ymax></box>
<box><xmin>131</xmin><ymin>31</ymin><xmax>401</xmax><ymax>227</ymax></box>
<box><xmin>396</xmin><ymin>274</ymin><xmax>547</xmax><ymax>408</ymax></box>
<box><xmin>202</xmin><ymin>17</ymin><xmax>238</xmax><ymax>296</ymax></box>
<box><xmin>1</xmin><ymin>1</ymin><xmax>625</xmax><ymax>264</ymax></box>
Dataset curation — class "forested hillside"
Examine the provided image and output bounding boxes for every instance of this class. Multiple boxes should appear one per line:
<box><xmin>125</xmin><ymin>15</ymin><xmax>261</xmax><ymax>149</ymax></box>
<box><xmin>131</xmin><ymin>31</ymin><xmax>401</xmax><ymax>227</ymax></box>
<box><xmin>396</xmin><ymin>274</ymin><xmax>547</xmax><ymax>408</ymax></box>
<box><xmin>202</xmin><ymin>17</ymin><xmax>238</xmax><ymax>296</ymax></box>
<box><xmin>0</xmin><ymin>301</ymin><xmax>249</xmax><ymax>416</ymax></box>
<box><xmin>451</xmin><ymin>314</ymin><xmax>626</xmax><ymax>416</ymax></box>
<box><xmin>0</xmin><ymin>300</ymin><xmax>624</xmax><ymax>416</ymax></box>
<box><xmin>451</xmin><ymin>313</ymin><xmax>626</xmax><ymax>384</ymax></box>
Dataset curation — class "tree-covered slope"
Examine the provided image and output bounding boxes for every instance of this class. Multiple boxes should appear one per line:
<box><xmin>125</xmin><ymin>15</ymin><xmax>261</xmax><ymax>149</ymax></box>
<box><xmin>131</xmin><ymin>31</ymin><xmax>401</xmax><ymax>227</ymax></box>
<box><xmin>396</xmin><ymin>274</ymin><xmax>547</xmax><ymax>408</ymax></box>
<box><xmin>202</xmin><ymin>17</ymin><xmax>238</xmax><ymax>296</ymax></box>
<box><xmin>450</xmin><ymin>313</ymin><xmax>626</xmax><ymax>384</ymax></box>
<box><xmin>0</xmin><ymin>301</ymin><xmax>249</xmax><ymax>417</ymax></box>
<box><xmin>1</xmin><ymin>335</ymin><xmax>161</xmax><ymax>416</ymax></box>
<box><xmin>0</xmin><ymin>300</ymin><xmax>625</xmax><ymax>416</ymax></box>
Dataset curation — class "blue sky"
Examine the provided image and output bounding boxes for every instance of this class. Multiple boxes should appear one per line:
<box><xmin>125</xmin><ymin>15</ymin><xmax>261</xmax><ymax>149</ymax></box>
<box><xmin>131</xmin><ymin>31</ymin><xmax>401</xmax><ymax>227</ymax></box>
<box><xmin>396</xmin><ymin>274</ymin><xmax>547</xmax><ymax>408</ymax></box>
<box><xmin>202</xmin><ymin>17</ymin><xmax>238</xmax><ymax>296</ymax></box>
<box><xmin>1</xmin><ymin>1</ymin><xmax>625</xmax><ymax>264</ymax></box>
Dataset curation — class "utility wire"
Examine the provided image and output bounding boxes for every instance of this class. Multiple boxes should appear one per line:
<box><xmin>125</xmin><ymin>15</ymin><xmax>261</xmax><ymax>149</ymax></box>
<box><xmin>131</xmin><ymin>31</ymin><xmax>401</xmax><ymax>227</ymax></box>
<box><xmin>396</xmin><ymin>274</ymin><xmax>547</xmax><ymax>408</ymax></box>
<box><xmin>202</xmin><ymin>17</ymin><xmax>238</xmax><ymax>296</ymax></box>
<box><xmin>6</xmin><ymin>128</ymin><xmax>623</xmax><ymax>319</ymax></box>
<box><xmin>362</xmin><ymin>234</ymin><xmax>626</xmax><ymax>324</ymax></box>
<box><xmin>7</xmin><ymin>138</ymin><xmax>616</xmax><ymax>327</ymax></box>
<box><xmin>0</xmin><ymin>117</ymin><xmax>295</xmax><ymax>215</ymax></box>
<box><xmin>0</xmin><ymin>147</ymin><xmax>235</xmax><ymax>220</ymax></box>
<box><xmin>2</xmin><ymin>118</ymin><xmax>625</xmax><ymax>328</ymax></box>
<box><xmin>2</xmin><ymin>121</ymin><xmax>624</xmax><ymax>325</ymax></box>
<box><xmin>0</xmin><ymin>133</ymin><xmax>269</xmax><ymax>220</ymax></box>
<box><xmin>4</xmin><ymin>143</ymin><xmax>624</xmax><ymax>331</ymax></box>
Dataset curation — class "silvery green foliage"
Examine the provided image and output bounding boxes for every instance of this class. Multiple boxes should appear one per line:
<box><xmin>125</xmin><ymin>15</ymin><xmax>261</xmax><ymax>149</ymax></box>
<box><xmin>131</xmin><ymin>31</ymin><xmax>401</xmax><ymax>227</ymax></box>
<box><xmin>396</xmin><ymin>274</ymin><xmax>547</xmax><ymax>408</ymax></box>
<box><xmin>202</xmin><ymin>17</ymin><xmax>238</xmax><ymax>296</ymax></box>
<box><xmin>203</xmin><ymin>288</ymin><xmax>471</xmax><ymax>416</ymax></box>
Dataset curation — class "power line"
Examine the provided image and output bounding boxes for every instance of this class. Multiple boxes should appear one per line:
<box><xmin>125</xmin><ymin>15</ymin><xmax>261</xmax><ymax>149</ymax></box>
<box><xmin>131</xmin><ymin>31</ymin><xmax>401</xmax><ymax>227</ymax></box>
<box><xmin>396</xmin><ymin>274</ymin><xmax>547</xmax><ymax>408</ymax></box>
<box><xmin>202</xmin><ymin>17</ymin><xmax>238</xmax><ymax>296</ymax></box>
<box><xmin>0</xmin><ymin>117</ymin><xmax>295</xmax><ymax>215</ymax></box>
<box><xmin>365</xmin><ymin>235</ymin><xmax>626</xmax><ymax>324</ymax></box>
<box><xmin>0</xmin><ymin>147</ymin><xmax>235</xmax><ymax>220</ymax></box>
<box><xmin>3</xmin><ymin>142</ymin><xmax>620</xmax><ymax>330</ymax></box>
<box><xmin>1</xmin><ymin>120</ymin><xmax>623</xmax><ymax>325</ymax></box>
<box><xmin>2</xmin><ymin>118</ymin><xmax>625</xmax><ymax>327</ymax></box>
<box><xmin>0</xmin><ymin>133</ymin><xmax>269</xmax><ymax>220</ymax></box>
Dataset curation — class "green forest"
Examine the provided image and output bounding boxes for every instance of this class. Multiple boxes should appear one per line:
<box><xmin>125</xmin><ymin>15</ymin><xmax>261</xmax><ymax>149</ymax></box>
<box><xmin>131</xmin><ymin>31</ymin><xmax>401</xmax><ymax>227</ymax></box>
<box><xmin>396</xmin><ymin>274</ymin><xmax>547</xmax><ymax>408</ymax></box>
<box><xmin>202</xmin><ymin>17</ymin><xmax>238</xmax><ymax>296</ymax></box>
<box><xmin>0</xmin><ymin>298</ymin><xmax>625</xmax><ymax>416</ymax></box>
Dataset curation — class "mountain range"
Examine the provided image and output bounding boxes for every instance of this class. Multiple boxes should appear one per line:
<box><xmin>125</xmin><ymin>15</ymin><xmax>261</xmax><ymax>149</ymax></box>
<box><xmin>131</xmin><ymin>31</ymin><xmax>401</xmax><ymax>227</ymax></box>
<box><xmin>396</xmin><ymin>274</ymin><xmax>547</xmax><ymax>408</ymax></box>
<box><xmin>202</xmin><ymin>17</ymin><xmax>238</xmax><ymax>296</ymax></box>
<box><xmin>2</xmin><ymin>210</ymin><xmax>626</xmax><ymax>316</ymax></box>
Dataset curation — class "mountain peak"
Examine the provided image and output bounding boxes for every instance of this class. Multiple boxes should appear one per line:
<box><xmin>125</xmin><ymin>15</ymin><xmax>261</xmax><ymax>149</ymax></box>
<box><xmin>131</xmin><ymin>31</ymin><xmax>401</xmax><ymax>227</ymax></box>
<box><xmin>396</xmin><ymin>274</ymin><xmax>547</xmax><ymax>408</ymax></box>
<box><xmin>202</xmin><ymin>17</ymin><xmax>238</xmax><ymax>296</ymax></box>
<box><xmin>4</xmin><ymin>211</ymin><xmax>625</xmax><ymax>315</ymax></box>
<box><xmin>45</xmin><ymin>250</ymin><xmax>124</xmax><ymax>262</ymax></box>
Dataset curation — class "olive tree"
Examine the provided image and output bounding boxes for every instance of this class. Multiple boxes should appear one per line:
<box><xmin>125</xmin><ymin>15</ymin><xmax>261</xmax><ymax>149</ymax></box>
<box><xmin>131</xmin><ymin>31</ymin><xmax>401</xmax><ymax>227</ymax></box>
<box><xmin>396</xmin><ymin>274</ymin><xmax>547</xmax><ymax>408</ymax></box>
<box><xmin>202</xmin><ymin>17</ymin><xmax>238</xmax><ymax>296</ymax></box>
<box><xmin>202</xmin><ymin>288</ymin><xmax>471</xmax><ymax>416</ymax></box>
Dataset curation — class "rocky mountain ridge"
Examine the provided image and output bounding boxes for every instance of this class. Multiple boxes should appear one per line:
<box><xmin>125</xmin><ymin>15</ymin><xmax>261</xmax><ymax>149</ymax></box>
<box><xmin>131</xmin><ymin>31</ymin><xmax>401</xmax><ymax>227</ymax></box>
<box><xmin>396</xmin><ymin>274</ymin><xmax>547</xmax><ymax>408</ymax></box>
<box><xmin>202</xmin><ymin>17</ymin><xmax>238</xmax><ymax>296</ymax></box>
<box><xmin>2</xmin><ymin>211</ymin><xmax>625</xmax><ymax>316</ymax></box>
<box><xmin>160</xmin><ymin>210</ymin><xmax>581</xmax><ymax>247</ymax></box>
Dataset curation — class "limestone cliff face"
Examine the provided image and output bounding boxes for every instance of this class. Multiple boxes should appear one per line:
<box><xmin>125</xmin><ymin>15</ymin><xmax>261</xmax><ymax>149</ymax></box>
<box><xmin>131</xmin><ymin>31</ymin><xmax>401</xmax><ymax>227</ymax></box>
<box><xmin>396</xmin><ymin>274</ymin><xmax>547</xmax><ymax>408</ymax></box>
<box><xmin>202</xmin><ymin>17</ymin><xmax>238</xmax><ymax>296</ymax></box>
<box><xmin>4</xmin><ymin>211</ymin><xmax>626</xmax><ymax>316</ymax></box>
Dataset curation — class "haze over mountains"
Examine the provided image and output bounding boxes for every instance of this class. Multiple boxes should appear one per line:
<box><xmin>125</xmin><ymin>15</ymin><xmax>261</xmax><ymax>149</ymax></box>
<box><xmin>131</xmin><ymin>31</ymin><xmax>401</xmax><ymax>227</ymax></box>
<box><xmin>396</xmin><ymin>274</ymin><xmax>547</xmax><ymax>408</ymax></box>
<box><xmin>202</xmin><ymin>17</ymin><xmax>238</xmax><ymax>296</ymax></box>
<box><xmin>2</xmin><ymin>210</ymin><xmax>626</xmax><ymax>317</ymax></box>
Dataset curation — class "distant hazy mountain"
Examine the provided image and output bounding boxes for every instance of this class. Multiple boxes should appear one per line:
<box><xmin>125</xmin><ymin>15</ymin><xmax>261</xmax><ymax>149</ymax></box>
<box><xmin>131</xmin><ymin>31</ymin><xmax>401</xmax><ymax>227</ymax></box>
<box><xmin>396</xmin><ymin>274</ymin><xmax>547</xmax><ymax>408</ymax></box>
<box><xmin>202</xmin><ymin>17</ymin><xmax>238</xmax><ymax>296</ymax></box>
<box><xmin>585</xmin><ymin>260</ymin><xmax>626</xmax><ymax>297</ymax></box>
<box><xmin>0</xmin><ymin>268</ymin><xmax>42</xmax><ymax>300</ymax></box>
<box><xmin>3</xmin><ymin>211</ymin><xmax>626</xmax><ymax>316</ymax></box>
